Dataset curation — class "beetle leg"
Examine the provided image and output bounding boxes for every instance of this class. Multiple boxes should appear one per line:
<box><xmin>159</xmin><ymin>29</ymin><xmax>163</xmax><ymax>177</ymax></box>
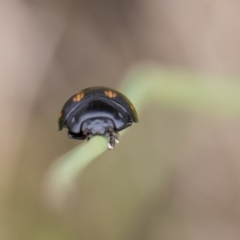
<box><xmin>113</xmin><ymin>132</ymin><xmax>120</xmax><ymax>144</ymax></box>
<box><xmin>68</xmin><ymin>131</ymin><xmax>74</xmax><ymax>139</ymax></box>
<box><xmin>68</xmin><ymin>130</ymin><xmax>86</xmax><ymax>140</ymax></box>
<box><xmin>107</xmin><ymin>134</ymin><xmax>115</xmax><ymax>150</ymax></box>
<box><xmin>86</xmin><ymin>134</ymin><xmax>92</xmax><ymax>141</ymax></box>
<box><xmin>106</xmin><ymin>130</ymin><xmax>120</xmax><ymax>150</ymax></box>
<box><xmin>82</xmin><ymin>129</ymin><xmax>92</xmax><ymax>141</ymax></box>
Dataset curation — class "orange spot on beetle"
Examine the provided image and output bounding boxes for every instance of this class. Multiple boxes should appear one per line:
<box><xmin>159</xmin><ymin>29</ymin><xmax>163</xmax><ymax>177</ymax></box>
<box><xmin>73</xmin><ymin>93</ymin><xmax>84</xmax><ymax>102</ymax></box>
<box><xmin>104</xmin><ymin>90</ymin><xmax>117</xmax><ymax>98</ymax></box>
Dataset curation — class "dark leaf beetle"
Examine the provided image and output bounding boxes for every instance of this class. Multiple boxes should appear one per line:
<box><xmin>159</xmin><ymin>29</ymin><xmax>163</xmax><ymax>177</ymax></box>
<box><xmin>58</xmin><ymin>86</ymin><xmax>138</xmax><ymax>149</ymax></box>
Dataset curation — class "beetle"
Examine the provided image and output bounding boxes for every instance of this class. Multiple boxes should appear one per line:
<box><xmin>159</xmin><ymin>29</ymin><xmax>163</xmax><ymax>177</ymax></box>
<box><xmin>58</xmin><ymin>86</ymin><xmax>138</xmax><ymax>149</ymax></box>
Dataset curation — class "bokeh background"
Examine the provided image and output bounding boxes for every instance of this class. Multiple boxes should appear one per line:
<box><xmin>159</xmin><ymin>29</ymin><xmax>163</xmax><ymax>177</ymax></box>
<box><xmin>1</xmin><ymin>0</ymin><xmax>240</xmax><ymax>239</ymax></box>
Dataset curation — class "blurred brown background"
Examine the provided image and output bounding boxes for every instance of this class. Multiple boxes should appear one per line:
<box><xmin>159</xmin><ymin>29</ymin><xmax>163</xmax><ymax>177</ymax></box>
<box><xmin>1</xmin><ymin>0</ymin><xmax>240</xmax><ymax>239</ymax></box>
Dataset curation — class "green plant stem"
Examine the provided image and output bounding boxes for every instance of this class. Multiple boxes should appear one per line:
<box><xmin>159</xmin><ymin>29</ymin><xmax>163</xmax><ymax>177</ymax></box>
<box><xmin>43</xmin><ymin>65</ymin><xmax>240</xmax><ymax>207</ymax></box>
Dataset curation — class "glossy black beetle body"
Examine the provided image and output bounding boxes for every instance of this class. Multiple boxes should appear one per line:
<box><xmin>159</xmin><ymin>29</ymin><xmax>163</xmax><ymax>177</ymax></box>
<box><xmin>58</xmin><ymin>86</ymin><xmax>138</xmax><ymax>149</ymax></box>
